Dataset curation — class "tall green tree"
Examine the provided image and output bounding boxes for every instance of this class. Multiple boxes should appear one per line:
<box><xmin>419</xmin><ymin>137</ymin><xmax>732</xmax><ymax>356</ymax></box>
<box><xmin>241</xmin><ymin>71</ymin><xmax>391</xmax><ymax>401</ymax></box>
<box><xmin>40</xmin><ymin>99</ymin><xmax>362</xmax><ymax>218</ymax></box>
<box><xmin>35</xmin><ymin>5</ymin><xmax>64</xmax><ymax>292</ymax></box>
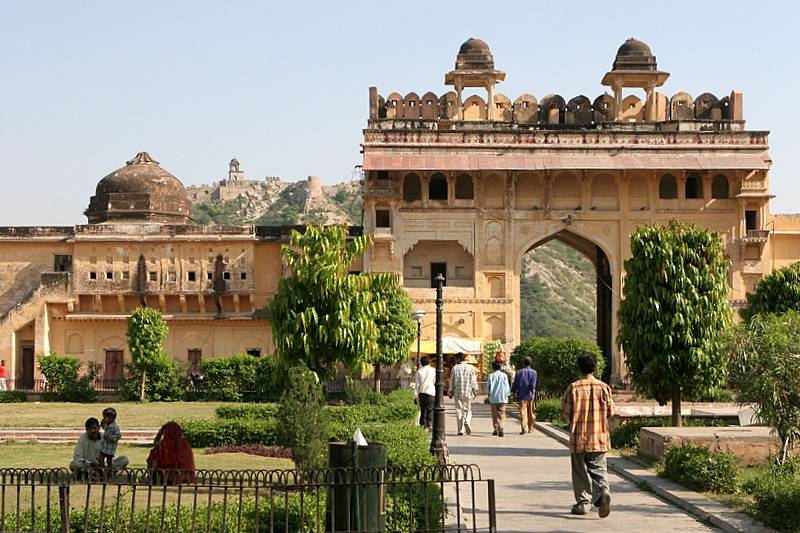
<box><xmin>126</xmin><ymin>307</ymin><xmax>169</xmax><ymax>402</ymax></box>
<box><xmin>730</xmin><ymin>311</ymin><xmax>800</xmax><ymax>463</ymax></box>
<box><xmin>741</xmin><ymin>261</ymin><xmax>800</xmax><ymax>321</ymax></box>
<box><xmin>268</xmin><ymin>225</ymin><xmax>386</xmax><ymax>379</ymax></box>
<box><xmin>618</xmin><ymin>220</ymin><xmax>731</xmax><ymax>426</ymax></box>
<box><xmin>371</xmin><ymin>274</ymin><xmax>416</xmax><ymax>390</ymax></box>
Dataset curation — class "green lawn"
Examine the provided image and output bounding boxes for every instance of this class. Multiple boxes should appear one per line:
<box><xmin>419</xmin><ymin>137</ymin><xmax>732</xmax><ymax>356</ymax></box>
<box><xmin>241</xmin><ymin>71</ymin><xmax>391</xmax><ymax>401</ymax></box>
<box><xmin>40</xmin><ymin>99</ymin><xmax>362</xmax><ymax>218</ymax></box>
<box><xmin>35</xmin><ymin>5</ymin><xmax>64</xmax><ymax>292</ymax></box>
<box><xmin>0</xmin><ymin>402</ymin><xmax>241</xmax><ymax>428</ymax></box>
<box><xmin>0</xmin><ymin>442</ymin><xmax>292</xmax><ymax>470</ymax></box>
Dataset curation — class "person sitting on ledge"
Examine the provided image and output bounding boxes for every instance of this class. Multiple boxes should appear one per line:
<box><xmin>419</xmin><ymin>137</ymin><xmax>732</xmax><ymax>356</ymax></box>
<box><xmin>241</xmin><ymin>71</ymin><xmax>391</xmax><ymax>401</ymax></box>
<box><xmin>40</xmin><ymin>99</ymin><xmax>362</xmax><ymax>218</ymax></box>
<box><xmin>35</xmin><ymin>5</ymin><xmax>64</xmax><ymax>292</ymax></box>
<box><xmin>147</xmin><ymin>421</ymin><xmax>196</xmax><ymax>484</ymax></box>
<box><xmin>69</xmin><ymin>417</ymin><xmax>129</xmax><ymax>477</ymax></box>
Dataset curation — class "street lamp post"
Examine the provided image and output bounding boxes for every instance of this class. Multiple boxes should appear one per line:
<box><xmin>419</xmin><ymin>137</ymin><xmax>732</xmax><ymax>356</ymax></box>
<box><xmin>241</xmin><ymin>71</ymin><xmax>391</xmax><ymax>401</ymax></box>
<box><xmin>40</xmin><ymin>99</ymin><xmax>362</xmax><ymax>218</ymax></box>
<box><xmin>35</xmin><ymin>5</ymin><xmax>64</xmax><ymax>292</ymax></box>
<box><xmin>430</xmin><ymin>274</ymin><xmax>449</xmax><ymax>464</ymax></box>
<box><xmin>411</xmin><ymin>310</ymin><xmax>426</xmax><ymax>364</ymax></box>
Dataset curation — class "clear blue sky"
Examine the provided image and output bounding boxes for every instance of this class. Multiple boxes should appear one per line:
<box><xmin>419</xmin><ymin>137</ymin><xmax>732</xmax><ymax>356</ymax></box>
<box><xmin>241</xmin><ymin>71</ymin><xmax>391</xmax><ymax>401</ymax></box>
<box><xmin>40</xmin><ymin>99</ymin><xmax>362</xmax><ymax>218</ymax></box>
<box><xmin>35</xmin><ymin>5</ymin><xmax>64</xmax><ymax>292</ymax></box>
<box><xmin>1</xmin><ymin>1</ymin><xmax>798</xmax><ymax>225</ymax></box>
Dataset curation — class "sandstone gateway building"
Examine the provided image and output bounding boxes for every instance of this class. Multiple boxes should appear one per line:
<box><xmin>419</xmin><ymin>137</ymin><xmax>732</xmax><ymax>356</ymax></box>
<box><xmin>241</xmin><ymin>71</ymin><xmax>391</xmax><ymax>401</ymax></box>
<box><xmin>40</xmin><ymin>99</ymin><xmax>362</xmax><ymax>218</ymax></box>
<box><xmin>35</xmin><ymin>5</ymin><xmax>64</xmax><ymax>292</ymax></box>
<box><xmin>1</xmin><ymin>38</ymin><xmax>799</xmax><ymax>386</ymax></box>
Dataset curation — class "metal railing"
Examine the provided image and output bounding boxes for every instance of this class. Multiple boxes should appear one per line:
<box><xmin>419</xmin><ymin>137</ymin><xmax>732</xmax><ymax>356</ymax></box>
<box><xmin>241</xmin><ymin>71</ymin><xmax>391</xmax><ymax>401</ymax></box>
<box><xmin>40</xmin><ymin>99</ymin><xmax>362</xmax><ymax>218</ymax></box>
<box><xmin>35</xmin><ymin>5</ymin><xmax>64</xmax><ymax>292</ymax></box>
<box><xmin>2</xmin><ymin>378</ymin><xmax>121</xmax><ymax>393</ymax></box>
<box><xmin>0</xmin><ymin>465</ymin><xmax>496</xmax><ymax>532</ymax></box>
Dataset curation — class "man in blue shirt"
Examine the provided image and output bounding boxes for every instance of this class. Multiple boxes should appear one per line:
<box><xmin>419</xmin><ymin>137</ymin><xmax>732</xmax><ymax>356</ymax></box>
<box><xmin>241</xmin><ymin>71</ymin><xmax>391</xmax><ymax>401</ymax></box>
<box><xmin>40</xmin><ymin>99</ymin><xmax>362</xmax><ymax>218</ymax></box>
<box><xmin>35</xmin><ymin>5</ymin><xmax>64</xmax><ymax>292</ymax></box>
<box><xmin>511</xmin><ymin>357</ymin><xmax>538</xmax><ymax>434</ymax></box>
<box><xmin>487</xmin><ymin>361</ymin><xmax>511</xmax><ymax>437</ymax></box>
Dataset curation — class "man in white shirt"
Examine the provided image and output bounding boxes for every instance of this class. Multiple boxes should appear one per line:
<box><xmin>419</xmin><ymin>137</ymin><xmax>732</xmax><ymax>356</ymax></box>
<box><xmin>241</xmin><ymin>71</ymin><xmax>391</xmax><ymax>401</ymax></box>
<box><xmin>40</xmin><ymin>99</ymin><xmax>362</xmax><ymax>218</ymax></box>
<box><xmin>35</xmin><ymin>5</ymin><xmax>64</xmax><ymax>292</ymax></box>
<box><xmin>448</xmin><ymin>352</ymin><xmax>478</xmax><ymax>435</ymax></box>
<box><xmin>69</xmin><ymin>417</ymin><xmax>129</xmax><ymax>475</ymax></box>
<box><xmin>414</xmin><ymin>356</ymin><xmax>436</xmax><ymax>431</ymax></box>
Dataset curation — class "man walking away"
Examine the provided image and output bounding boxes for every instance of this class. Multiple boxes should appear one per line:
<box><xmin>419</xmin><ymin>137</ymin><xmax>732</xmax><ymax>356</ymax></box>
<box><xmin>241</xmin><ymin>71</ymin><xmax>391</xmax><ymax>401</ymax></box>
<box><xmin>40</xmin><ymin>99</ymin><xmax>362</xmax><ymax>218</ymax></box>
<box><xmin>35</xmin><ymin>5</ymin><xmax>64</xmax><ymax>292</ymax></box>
<box><xmin>487</xmin><ymin>361</ymin><xmax>510</xmax><ymax>437</ymax></box>
<box><xmin>414</xmin><ymin>356</ymin><xmax>436</xmax><ymax>430</ymax></box>
<box><xmin>511</xmin><ymin>357</ymin><xmax>538</xmax><ymax>434</ymax></box>
<box><xmin>562</xmin><ymin>352</ymin><xmax>615</xmax><ymax>518</ymax></box>
<box><xmin>448</xmin><ymin>353</ymin><xmax>478</xmax><ymax>435</ymax></box>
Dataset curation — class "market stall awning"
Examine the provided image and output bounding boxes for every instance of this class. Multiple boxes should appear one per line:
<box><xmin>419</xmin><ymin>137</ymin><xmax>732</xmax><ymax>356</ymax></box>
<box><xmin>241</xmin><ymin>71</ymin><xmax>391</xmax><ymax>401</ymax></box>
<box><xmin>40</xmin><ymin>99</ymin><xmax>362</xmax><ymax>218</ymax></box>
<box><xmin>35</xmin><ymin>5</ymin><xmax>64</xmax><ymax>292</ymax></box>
<box><xmin>412</xmin><ymin>337</ymin><xmax>484</xmax><ymax>355</ymax></box>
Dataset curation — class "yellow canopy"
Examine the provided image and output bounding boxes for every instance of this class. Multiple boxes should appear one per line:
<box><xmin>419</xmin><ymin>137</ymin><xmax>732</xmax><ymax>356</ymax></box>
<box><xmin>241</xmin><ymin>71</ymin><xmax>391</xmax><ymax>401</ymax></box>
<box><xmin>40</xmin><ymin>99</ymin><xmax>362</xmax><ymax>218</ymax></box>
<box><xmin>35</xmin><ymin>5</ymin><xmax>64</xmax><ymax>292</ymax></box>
<box><xmin>411</xmin><ymin>337</ymin><xmax>485</xmax><ymax>355</ymax></box>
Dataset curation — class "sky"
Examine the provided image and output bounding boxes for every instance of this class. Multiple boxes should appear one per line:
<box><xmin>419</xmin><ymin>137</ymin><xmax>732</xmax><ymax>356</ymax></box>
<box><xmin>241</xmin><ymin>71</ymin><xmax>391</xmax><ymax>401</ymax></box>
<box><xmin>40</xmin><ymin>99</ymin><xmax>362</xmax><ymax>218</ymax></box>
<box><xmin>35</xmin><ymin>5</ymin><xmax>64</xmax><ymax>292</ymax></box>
<box><xmin>1</xmin><ymin>1</ymin><xmax>798</xmax><ymax>225</ymax></box>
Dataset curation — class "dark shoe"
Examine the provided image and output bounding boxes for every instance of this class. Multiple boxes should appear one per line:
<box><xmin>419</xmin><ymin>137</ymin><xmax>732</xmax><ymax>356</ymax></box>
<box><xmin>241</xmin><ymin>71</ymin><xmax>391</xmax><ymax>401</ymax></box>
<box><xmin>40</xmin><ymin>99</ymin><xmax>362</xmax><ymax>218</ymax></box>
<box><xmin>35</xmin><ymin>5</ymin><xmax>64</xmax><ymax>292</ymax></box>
<box><xmin>520</xmin><ymin>431</ymin><xmax>526</xmax><ymax>435</ymax></box>
<box><xmin>492</xmin><ymin>430</ymin><xmax>498</xmax><ymax>436</ymax></box>
<box><xmin>571</xmin><ymin>503</ymin><xmax>590</xmax><ymax>515</ymax></box>
<box><xmin>597</xmin><ymin>491</ymin><xmax>611</xmax><ymax>518</ymax></box>
<box><xmin>498</xmin><ymin>431</ymin><xmax>504</xmax><ymax>437</ymax></box>
<box><xmin>465</xmin><ymin>423</ymin><xmax>472</xmax><ymax>435</ymax></box>
<box><xmin>457</xmin><ymin>432</ymin><xmax>464</xmax><ymax>436</ymax></box>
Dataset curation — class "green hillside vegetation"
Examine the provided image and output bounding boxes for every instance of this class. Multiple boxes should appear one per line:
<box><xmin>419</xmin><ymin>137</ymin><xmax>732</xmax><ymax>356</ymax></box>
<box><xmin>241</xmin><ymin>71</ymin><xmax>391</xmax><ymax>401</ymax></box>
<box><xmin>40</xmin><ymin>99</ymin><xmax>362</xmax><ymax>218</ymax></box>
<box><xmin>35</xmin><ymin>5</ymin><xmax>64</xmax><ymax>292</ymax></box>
<box><xmin>191</xmin><ymin>180</ymin><xmax>595</xmax><ymax>341</ymax></box>
<box><xmin>520</xmin><ymin>240</ymin><xmax>596</xmax><ymax>341</ymax></box>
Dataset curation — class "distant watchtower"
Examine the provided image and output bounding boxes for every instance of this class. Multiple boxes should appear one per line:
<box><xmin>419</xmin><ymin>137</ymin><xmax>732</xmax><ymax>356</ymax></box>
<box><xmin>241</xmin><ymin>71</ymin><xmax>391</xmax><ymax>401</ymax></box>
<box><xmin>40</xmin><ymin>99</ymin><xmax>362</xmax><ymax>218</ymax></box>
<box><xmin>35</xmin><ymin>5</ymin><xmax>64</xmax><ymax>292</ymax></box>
<box><xmin>228</xmin><ymin>158</ymin><xmax>245</xmax><ymax>182</ymax></box>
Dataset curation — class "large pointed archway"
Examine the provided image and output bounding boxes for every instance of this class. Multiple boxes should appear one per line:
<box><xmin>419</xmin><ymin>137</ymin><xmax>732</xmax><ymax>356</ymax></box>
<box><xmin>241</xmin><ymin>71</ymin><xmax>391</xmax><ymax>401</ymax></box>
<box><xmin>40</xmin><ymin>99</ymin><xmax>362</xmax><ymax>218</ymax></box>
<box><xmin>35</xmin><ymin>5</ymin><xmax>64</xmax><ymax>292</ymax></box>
<box><xmin>518</xmin><ymin>229</ymin><xmax>614</xmax><ymax>382</ymax></box>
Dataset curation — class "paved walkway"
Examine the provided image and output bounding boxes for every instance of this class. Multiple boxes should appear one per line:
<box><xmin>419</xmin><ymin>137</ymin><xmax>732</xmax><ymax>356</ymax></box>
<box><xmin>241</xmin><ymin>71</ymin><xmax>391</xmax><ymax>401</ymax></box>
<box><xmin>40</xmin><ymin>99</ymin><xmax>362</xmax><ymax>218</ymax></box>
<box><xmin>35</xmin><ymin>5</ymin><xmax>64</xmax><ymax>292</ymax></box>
<box><xmin>446</xmin><ymin>402</ymin><xmax>718</xmax><ymax>532</ymax></box>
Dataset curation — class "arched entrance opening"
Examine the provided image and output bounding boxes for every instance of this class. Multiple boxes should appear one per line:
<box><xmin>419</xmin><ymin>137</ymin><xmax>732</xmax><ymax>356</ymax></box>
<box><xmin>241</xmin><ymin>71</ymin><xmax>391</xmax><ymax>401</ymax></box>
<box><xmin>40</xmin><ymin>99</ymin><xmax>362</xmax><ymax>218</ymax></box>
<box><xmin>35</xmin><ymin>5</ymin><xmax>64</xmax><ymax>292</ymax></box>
<box><xmin>520</xmin><ymin>230</ymin><xmax>613</xmax><ymax>382</ymax></box>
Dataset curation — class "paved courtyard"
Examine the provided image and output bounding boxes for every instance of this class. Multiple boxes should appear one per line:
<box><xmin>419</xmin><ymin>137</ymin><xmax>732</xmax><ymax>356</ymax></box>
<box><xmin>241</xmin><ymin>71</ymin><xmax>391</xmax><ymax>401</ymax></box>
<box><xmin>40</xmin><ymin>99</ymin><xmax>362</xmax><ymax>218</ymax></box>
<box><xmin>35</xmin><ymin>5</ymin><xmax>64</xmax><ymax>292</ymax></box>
<box><xmin>446</xmin><ymin>402</ymin><xmax>718</xmax><ymax>532</ymax></box>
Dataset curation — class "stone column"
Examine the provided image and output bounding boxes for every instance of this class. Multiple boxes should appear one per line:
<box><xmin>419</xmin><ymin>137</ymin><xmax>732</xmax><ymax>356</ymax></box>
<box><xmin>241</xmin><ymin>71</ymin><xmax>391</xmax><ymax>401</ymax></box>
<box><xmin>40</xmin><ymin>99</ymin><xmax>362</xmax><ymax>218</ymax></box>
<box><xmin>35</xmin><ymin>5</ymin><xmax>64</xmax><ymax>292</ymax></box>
<box><xmin>614</xmin><ymin>84</ymin><xmax>623</xmax><ymax>121</ymax></box>
<box><xmin>486</xmin><ymin>83</ymin><xmax>495</xmax><ymax>121</ymax></box>
<box><xmin>455</xmin><ymin>83</ymin><xmax>464</xmax><ymax>121</ymax></box>
<box><xmin>646</xmin><ymin>85</ymin><xmax>656</xmax><ymax>122</ymax></box>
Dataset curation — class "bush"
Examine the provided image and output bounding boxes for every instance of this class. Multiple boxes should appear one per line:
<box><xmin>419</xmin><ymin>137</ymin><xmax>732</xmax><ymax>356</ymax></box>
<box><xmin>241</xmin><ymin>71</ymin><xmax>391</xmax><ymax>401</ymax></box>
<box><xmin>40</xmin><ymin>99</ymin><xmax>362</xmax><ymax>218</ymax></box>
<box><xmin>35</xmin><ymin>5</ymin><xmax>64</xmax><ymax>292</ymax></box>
<box><xmin>343</xmin><ymin>378</ymin><xmax>384</xmax><ymax>405</ymax></box>
<box><xmin>277</xmin><ymin>367</ymin><xmax>327</xmax><ymax>470</ymax></box>
<box><xmin>535</xmin><ymin>398</ymin><xmax>565</xmax><ymax>425</ymax></box>
<box><xmin>0</xmin><ymin>390</ymin><xmax>26</xmax><ymax>403</ymax></box>
<box><xmin>38</xmin><ymin>352</ymin><xmax>98</xmax><ymax>402</ymax></box>
<box><xmin>119</xmin><ymin>357</ymin><xmax>185</xmax><ymax>402</ymax></box>
<box><xmin>198</xmin><ymin>355</ymin><xmax>286</xmax><ymax>402</ymax></box>
<box><xmin>658</xmin><ymin>443</ymin><xmax>738</xmax><ymax>494</ymax></box>
<box><xmin>746</xmin><ymin>471</ymin><xmax>800</xmax><ymax>532</ymax></box>
<box><xmin>215</xmin><ymin>404</ymin><xmax>279</xmax><ymax>420</ymax></box>
<box><xmin>180</xmin><ymin>417</ymin><xmax>279</xmax><ymax>448</ymax></box>
<box><xmin>511</xmin><ymin>337</ymin><xmax>604</xmax><ymax>397</ymax></box>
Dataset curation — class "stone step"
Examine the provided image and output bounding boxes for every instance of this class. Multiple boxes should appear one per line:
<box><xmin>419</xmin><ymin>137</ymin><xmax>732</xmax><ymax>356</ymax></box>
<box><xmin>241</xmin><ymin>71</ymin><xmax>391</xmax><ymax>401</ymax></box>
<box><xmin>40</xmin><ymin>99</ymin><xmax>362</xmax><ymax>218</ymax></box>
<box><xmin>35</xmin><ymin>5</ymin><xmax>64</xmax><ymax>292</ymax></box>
<box><xmin>0</xmin><ymin>427</ymin><xmax>159</xmax><ymax>444</ymax></box>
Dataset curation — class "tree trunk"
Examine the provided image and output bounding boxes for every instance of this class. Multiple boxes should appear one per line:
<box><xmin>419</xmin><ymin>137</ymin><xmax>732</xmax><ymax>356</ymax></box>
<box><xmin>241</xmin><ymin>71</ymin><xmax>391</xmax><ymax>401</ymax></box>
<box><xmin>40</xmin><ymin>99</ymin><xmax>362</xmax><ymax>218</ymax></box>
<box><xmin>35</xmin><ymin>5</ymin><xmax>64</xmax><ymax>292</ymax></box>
<box><xmin>373</xmin><ymin>362</ymin><xmax>381</xmax><ymax>393</ymax></box>
<box><xmin>671</xmin><ymin>387</ymin><xmax>682</xmax><ymax>427</ymax></box>
<box><xmin>139</xmin><ymin>369</ymin><xmax>147</xmax><ymax>403</ymax></box>
<box><xmin>780</xmin><ymin>436</ymin><xmax>790</xmax><ymax>464</ymax></box>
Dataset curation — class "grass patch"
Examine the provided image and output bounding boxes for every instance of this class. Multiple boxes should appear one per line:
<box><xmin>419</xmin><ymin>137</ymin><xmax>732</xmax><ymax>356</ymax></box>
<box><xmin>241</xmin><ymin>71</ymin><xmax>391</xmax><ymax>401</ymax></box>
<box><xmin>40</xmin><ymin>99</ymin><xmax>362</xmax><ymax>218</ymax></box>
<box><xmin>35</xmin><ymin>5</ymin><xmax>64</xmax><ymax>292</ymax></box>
<box><xmin>0</xmin><ymin>442</ymin><xmax>293</xmax><ymax>470</ymax></box>
<box><xmin>0</xmin><ymin>402</ymin><xmax>244</xmax><ymax>428</ymax></box>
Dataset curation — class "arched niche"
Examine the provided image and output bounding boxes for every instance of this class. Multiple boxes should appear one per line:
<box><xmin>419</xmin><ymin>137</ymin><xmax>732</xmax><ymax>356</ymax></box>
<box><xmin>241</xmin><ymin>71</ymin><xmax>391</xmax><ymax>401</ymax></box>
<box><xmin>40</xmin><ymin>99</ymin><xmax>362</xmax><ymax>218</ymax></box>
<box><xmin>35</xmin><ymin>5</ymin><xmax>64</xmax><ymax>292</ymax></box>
<box><xmin>591</xmin><ymin>175</ymin><xmax>619</xmax><ymax>210</ymax></box>
<box><xmin>551</xmin><ymin>173</ymin><xmax>580</xmax><ymax>210</ymax></box>
<box><xmin>659</xmin><ymin>174</ymin><xmax>678</xmax><ymax>199</ymax></box>
<box><xmin>455</xmin><ymin>173</ymin><xmax>474</xmax><ymax>199</ymax></box>
<box><xmin>402</xmin><ymin>240</ymin><xmax>474</xmax><ymax>288</ymax></box>
<box><xmin>429</xmin><ymin>173</ymin><xmax>448</xmax><ymax>201</ymax></box>
<box><xmin>483</xmin><ymin>173</ymin><xmax>505</xmax><ymax>209</ymax></box>
<box><xmin>403</xmin><ymin>173</ymin><xmax>422</xmax><ymax>202</ymax></box>
<box><xmin>685</xmin><ymin>174</ymin><xmax>704</xmax><ymax>199</ymax></box>
<box><xmin>712</xmin><ymin>174</ymin><xmax>730</xmax><ymax>199</ymax></box>
<box><xmin>628</xmin><ymin>175</ymin><xmax>649</xmax><ymax>211</ymax></box>
<box><xmin>514</xmin><ymin>173</ymin><xmax>544</xmax><ymax>210</ymax></box>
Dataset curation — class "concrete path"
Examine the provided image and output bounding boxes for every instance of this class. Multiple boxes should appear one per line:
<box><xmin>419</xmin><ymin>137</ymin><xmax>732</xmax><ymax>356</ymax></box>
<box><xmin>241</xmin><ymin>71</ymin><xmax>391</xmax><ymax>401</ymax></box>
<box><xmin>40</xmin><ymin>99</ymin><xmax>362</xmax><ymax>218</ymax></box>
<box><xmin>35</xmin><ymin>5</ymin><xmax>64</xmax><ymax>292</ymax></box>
<box><xmin>446</xmin><ymin>402</ymin><xmax>718</xmax><ymax>533</ymax></box>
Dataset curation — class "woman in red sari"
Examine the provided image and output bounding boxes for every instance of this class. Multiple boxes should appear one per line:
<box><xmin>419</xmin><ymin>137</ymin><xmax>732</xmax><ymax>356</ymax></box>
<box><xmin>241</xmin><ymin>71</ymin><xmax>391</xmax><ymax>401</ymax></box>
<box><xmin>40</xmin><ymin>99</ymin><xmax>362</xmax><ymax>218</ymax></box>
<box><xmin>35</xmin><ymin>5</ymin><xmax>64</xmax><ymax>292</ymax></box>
<box><xmin>147</xmin><ymin>422</ymin><xmax>196</xmax><ymax>484</ymax></box>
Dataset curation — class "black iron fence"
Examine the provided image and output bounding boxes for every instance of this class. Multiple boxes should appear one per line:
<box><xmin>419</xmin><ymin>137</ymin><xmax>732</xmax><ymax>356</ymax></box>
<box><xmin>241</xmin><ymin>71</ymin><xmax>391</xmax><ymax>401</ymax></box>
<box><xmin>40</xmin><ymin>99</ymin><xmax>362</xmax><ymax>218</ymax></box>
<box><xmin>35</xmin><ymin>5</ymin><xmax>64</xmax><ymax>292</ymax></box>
<box><xmin>2</xmin><ymin>379</ymin><xmax>121</xmax><ymax>394</ymax></box>
<box><xmin>0</xmin><ymin>465</ymin><xmax>496</xmax><ymax>532</ymax></box>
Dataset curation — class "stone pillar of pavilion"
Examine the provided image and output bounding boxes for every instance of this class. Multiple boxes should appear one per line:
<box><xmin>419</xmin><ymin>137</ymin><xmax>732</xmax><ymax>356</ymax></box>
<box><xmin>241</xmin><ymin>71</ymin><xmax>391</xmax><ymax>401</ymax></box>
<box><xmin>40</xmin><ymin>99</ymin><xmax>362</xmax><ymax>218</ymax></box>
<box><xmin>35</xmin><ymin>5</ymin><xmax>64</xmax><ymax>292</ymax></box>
<box><xmin>445</xmin><ymin>38</ymin><xmax>506</xmax><ymax>121</ymax></box>
<box><xmin>601</xmin><ymin>38</ymin><xmax>670</xmax><ymax>122</ymax></box>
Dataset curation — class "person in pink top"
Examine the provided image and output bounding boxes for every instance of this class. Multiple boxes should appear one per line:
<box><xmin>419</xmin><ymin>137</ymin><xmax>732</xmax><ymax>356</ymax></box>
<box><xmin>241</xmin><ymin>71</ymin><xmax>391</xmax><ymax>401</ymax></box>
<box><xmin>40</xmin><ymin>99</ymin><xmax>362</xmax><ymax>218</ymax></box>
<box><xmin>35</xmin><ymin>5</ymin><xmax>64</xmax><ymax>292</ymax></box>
<box><xmin>0</xmin><ymin>360</ymin><xmax>7</xmax><ymax>391</ymax></box>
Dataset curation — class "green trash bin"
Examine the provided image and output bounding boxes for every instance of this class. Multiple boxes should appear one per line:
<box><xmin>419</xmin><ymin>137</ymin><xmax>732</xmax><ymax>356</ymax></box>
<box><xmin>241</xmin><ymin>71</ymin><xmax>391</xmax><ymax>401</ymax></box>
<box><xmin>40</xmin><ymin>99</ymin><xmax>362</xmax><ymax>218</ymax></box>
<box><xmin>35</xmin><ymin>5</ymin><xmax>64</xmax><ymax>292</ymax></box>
<box><xmin>328</xmin><ymin>441</ymin><xmax>387</xmax><ymax>532</ymax></box>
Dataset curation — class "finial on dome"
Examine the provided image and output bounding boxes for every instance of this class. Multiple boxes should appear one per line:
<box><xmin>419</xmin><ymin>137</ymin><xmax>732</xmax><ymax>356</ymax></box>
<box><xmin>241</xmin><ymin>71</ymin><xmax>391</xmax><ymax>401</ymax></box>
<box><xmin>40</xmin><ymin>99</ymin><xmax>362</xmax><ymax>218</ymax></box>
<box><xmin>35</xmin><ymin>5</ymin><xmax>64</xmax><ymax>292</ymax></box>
<box><xmin>126</xmin><ymin>151</ymin><xmax>159</xmax><ymax>166</ymax></box>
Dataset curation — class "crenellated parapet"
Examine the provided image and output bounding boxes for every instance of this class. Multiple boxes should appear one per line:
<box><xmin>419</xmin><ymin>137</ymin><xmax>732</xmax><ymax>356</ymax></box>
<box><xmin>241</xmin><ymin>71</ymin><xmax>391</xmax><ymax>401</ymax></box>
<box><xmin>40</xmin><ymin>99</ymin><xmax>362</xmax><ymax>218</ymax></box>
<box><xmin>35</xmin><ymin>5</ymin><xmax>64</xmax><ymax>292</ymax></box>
<box><xmin>368</xmin><ymin>37</ymin><xmax>744</xmax><ymax>129</ymax></box>
<box><xmin>369</xmin><ymin>88</ymin><xmax>744</xmax><ymax>126</ymax></box>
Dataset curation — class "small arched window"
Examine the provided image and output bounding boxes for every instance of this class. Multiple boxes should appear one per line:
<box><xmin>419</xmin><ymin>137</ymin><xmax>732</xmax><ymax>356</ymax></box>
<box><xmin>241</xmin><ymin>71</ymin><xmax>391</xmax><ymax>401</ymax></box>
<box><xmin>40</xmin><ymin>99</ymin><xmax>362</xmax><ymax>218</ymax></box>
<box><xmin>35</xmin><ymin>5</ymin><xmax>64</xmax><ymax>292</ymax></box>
<box><xmin>712</xmin><ymin>174</ymin><xmax>730</xmax><ymax>199</ymax></box>
<box><xmin>685</xmin><ymin>174</ymin><xmax>703</xmax><ymax>199</ymax></box>
<box><xmin>429</xmin><ymin>173</ymin><xmax>448</xmax><ymax>200</ymax></box>
<box><xmin>403</xmin><ymin>173</ymin><xmax>421</xmax><ymax>202</ymax></box>
<box><xmin>659</xmin><ymin>174</ymin><xmax>678</xmax><ymax>199</ymax></box>
<box><xmin>455</xmin><ymin>174</ymin><xmax>474</xmax><ymax>199</ymax></box>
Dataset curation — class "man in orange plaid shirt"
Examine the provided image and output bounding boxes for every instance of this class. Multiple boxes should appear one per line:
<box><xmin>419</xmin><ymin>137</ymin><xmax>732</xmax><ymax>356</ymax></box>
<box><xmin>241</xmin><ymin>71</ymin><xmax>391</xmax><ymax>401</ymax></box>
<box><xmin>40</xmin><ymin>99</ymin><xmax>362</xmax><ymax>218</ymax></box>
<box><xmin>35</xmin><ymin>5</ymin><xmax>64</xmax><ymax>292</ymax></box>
<box><xmin>561</xmin><ymin>352</ymin><xmax>615</xmax><ymax>518</ymax></box>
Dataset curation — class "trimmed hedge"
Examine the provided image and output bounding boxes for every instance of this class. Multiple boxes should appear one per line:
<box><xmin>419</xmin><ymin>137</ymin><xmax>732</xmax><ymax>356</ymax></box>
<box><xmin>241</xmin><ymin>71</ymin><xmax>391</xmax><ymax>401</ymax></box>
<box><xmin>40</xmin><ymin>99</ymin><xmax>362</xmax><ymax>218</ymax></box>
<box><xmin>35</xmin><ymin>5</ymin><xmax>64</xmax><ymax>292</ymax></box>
<box><xmin>197</xmin><ymin>355</ymin><xmax>286</xmax><ymax>402</ymax></box>
<box><xmin>215</xmin><ymin>404</ymin><xmax>279</xmax><ymax>420</ymax></box>
<box><xmin>180</xmin><ymin>417</ymin><xmax>280</xmax><ymax>448</ymax></box>
<box><xmin>658</xmin><ymin>443</ymin><xmax>738</xmax><ymax>494</ymax></box>
<box><xmin>511</xmin><ymin>337</ymin><xmax>604</xmax><ymax>397</ymax></box>
<box><xmin>0</xmin><ymin>390</ymin><xmax>26</xmax><ymax>403</ymax></box>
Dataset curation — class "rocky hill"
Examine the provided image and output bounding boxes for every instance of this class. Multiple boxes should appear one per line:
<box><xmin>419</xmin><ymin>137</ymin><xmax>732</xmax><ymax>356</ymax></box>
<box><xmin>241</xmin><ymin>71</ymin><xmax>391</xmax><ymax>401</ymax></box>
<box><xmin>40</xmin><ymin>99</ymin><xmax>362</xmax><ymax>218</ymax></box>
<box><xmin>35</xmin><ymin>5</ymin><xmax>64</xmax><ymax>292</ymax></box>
<box><xmin>188</xmin><ymin>179</ymin><xmax>595</xmax><ymax>341</ymax></box>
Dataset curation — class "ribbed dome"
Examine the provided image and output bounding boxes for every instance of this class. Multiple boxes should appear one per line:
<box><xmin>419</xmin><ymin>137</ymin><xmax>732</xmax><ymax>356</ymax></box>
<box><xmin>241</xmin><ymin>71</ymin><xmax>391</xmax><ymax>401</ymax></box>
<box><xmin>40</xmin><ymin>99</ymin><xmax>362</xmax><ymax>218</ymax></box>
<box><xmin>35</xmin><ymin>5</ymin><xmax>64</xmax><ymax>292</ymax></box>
<box><xmin>459</xmin><ymin>38</ymin><xmax>490</xmax><ymax>55</ymax></box>
<box><xmin>616</xmin><ymin>38</ymin><xmax>652</xmax><ymax>57</ymax></box>
<box><xmin>86</xmin><ymin>151</ymin><xmax>193</xmax><ymax>224</ymax></box>
<box><xmin>455</xmin><ymin>37</ymin><xmax>495</xmax><ymax>71</ymax></box>
<box><xmin>612</xmin><ymin>37</ymin><xmax>657</xmax><ymax>71</ymax></box>
<box><xmin>95</xmin><ymin>152</ymin><xmax>186</xmax><ymax>196</ymax></box>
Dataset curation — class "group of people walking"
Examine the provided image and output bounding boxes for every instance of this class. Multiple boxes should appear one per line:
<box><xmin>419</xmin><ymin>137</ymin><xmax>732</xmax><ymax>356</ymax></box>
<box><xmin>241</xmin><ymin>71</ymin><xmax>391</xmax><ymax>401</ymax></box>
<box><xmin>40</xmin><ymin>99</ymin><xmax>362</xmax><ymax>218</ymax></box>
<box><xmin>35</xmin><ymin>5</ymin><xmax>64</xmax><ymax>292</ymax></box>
<box><xmin>413</xmin><ymin>349</ymin><xmax>615</xmax><ymax>519</ymax></box>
